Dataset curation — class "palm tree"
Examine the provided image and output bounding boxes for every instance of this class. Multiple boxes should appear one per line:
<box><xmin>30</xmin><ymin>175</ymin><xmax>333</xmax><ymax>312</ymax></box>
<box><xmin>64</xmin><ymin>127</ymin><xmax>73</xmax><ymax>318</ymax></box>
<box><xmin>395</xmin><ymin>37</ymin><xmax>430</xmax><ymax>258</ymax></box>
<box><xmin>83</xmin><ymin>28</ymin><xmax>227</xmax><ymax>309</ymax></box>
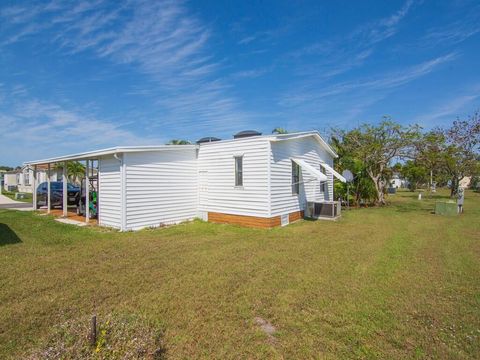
<box><xmin>167</xmin><ymin>139</ymin><xmax>191</xmax><ymax>145</ymax></box>
<box><xmin>272</xmin><ymin>127</ymin><xmax>288</xmax><ymax>134</ymax></box>
<box><xmin>67</xmin><ymin>161</ymin><xmax>85</xmax><ymax>184</ymax></box>
<box><xmin>52</xmin><ymin>162</ymin><xmax>85</xmax><ymax>184</ymax></box>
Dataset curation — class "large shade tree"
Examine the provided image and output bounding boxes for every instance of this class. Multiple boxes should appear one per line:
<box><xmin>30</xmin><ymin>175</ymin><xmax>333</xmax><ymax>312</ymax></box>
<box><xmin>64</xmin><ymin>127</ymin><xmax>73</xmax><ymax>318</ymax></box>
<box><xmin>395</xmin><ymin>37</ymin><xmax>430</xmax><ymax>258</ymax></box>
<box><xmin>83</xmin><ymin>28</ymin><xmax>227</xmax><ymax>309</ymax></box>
<box><xmin>441</xmin><ymin>112</ymin><xmax>480</xmax><ymax>196</ymax></box>
<box><xmin>334</xmin><ymin>118</ymin><xmax>420</xmax><ymax>205</ymax></box>
<box><xmin>331</xmin><ymin>136</ymin><xmax>377</xmax><ymax>206</ymax></box>
<box><xmin>415</xmin><ymin>130</ymin><xmax>446</xmax><ymax>189</ymax></box>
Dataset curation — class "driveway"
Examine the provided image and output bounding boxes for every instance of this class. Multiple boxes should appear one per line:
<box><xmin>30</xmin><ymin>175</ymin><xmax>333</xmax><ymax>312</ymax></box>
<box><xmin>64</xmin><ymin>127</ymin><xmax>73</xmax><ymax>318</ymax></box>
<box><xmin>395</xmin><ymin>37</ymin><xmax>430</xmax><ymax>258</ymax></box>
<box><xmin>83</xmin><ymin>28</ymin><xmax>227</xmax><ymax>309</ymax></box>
<box><xmin>0</xmin><ymin>193</ymin><xmax>32</xmax><ymax>210</ymax></box>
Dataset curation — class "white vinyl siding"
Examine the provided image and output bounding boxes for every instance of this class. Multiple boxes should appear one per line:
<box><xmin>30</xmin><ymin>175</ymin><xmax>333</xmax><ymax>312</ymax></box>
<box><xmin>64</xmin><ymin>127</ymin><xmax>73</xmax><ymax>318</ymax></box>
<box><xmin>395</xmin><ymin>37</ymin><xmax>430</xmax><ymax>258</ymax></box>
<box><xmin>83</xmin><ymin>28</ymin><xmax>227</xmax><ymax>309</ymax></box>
<box><xmin>98</xmin><ymin>156</ymin><xmax>122</xmax><ymax>229</ymax></box>
<box><xmin>198</xmin><ymin>137</ymin><xmax>270</xmax><ymax>217</ymax></box>
<box><xmin>124</xmin><ymin>149</ymin><xmax>198</xmax><ymax>230</ymax></box>
<box><xmin>270</xmin><ymin>137</ymin><xmax>334</xmax><ymax>217</ymax></box>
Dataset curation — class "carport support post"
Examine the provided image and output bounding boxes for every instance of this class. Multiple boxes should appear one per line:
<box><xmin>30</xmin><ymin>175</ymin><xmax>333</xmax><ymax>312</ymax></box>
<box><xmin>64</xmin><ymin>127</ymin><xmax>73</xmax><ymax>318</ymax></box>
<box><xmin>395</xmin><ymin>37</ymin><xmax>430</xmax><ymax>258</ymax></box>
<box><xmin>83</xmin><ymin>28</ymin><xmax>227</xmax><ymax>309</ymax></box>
<box><xmin>47</xmin><ymin>164</ymin><xmax>51</xmax><ymax>214</ymax></box>
<box><xmin>32</xmin><ymin>165</ymin><xmax>37</xmax><ymax>210</ymax></box>
<box><xmin>62</xmin><ymin>162</ymin><xmax>68</xmax><ymax>218</ymax></box>
<box><xmin>85</xmin><ymin>160</ymin><xmax>90</xmax><ymax>223</ymax></box>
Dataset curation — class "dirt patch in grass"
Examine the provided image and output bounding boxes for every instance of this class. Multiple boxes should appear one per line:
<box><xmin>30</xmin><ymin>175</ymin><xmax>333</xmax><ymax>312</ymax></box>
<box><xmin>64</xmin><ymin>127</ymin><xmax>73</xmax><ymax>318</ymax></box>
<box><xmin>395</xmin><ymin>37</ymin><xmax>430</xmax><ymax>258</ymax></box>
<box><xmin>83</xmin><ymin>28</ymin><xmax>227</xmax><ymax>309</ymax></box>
<box><xmin>23</xmin><ymin>312</ymin><xmax>166</xmax><ymax>360</ymax></box>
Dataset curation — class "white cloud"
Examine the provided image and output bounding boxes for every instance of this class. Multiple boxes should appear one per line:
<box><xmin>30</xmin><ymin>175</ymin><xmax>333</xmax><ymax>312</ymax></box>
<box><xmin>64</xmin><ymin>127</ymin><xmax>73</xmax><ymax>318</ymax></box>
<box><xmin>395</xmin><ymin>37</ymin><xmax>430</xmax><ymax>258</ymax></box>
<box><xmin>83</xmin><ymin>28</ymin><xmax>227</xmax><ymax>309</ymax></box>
<box><xmin>413</xmin><ymin>92</ymin><xmax>480</xmax><ymax>125</ymax></box>
<box><xmin>419</xmin><ymin>4</ymin><xmax>480</xmax><ymax>48</ymax></box>
<box><xmin>0</xmin><ymin>99</ymin><xmax>161</xmax><ymax>165</ymax></box>
<box><xmin>281</xmin><ymin>53</ymin><xmax>457</xmax><ymax>107</ymax></box>
<box><xmin>289</xmin><ymin>0</ymin><xmax>415</xmax><ymax>79</ymax></box>
<box><xmin>238</xmin><ymin>35</ymin><xmax>257</xmax><ymax>45</ymax></box>
<box><xmin>0</xmin><ymin>0</ymin><xmax>253</xmax><ymax>160</ymax></box>
<box><xmin>230</xmin><ymin>68</ymin><xmax>270</xmax><ymax>79</ymax></box>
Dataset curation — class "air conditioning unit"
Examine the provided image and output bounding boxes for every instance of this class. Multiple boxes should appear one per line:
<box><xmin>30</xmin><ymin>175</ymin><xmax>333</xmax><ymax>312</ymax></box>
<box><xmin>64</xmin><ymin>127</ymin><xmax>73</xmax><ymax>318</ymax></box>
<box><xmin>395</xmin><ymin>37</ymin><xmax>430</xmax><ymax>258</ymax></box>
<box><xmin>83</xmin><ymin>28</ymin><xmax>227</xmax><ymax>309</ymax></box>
<box><xmin>306</xmin><ymin>201</ymin><xmax>341</xmax><ymax>220</ymax></box>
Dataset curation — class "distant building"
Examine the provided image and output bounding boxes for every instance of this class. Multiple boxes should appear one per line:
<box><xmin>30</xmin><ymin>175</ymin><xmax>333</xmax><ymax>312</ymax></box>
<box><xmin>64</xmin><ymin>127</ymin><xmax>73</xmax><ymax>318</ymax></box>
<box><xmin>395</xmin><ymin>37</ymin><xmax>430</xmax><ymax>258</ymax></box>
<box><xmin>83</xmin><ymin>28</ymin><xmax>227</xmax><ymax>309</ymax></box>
<box><xmin>3</xmin><ymin>166</ymin><xmax>62</xmax><ymax>193</ymax></box>
<box><xmin>390</xmin><ymin>173</ymin><xmax>408</xmax><ymax>189</ymax></box>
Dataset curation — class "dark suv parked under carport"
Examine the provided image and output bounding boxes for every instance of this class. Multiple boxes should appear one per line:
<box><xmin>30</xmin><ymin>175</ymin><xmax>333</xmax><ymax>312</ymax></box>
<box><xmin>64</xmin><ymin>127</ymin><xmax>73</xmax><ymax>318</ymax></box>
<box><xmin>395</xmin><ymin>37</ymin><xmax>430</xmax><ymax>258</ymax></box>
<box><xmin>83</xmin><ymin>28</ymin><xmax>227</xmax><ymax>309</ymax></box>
<box><xmin>36</xmin><ymin>182</ymin><xmax>80</xmax><ymax>208</ymax></box>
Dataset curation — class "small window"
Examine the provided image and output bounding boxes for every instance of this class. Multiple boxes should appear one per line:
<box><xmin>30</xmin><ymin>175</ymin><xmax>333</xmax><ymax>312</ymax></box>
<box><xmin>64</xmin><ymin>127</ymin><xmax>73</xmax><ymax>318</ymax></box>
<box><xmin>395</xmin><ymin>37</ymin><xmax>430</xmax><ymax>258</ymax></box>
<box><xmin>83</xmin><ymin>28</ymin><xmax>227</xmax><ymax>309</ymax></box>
<box><xmin>292</xmin><ymin>160</ymin><xmax>300</xmax><ymax>194</ymax></box>
<box><xmin>234</xmin><ymin>156</ymin><xmax>243</xmax><ymax>187</ymax></box>
<box><xmin>25</xmin><ymin>173</ymin><xmax>30</xmax><ymax>186</ymax></box>
<box><xmin>320</xmin><ymin>165</ymin><xmax>326</xmax><ymax>192</ymax></box>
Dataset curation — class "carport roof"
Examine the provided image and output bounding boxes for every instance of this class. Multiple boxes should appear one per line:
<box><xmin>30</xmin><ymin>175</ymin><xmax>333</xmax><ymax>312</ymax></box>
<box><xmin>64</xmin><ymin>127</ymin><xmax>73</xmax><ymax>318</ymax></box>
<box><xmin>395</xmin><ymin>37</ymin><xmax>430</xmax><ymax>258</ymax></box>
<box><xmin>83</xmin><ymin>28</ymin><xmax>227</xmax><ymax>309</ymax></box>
<box><xmin>24</xmin><ymin>145</ymin><xmax>198</xmax><ymax>166</ymax></box>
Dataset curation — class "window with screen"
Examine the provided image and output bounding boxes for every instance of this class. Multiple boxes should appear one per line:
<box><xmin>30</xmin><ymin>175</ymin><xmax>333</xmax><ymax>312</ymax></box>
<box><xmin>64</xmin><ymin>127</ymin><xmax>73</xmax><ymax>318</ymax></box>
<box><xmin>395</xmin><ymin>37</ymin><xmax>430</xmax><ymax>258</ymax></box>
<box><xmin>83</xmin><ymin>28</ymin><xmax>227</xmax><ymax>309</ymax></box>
<box><xmin>235</xmin><ymin>156</ymin><xmax>243</xmax><ymax>187</ymax></box>
<box><xmin>320</xmin><ymin>165</ymin><xmax>326</xmax><ymax>192</ymax></box>
<box><xmin>292</xmin><ymin>160</ymin><xmax>300</xmax><ymax>194</ymax></box>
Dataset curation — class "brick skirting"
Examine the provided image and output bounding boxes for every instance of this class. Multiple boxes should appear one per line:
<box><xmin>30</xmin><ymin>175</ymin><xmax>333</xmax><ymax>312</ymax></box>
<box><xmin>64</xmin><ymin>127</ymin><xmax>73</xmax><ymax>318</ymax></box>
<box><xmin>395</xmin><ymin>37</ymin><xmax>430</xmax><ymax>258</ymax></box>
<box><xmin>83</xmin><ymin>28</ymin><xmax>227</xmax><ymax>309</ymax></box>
<box><xmin>208</xmin><ymin>210</ymin><xmax>304</xmax><ymax>228</ymax></box>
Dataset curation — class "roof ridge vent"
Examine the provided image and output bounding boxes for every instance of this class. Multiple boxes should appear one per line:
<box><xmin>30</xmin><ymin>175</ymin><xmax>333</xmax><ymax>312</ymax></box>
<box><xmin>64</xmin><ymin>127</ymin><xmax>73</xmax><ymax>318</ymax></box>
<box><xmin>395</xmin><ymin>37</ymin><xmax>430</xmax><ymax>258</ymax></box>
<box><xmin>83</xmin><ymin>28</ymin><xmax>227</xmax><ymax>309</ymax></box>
<box><xmin>233</xmin><ymin>130</ymin><xmax>262</xmax><ymax>139</ymax></box>
<box><xmin>196</xmin><ymin>136</ymin><xmax>221</xmax><ymax>144</ymax></box>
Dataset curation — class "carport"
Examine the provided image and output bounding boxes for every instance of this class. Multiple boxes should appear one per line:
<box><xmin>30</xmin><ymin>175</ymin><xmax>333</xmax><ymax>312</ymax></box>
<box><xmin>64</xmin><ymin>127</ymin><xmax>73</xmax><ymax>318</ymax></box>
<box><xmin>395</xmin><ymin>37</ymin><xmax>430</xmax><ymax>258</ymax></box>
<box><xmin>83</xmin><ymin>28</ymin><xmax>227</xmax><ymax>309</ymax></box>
<box><xmin>24</xmin><ymin>153</ymin><xmax>100</xmax><ymax>225</ymax></box>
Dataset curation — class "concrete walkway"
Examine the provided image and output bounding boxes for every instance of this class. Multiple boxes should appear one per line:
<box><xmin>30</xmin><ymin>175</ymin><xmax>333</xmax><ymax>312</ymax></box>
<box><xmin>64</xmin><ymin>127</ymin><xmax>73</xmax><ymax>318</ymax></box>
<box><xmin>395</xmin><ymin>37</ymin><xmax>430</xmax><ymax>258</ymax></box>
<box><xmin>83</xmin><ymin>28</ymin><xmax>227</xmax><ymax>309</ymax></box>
<box><xmin>0</xmin><ymin>193</ymin><xmax>32</xmax><ymax>210</ymax></box>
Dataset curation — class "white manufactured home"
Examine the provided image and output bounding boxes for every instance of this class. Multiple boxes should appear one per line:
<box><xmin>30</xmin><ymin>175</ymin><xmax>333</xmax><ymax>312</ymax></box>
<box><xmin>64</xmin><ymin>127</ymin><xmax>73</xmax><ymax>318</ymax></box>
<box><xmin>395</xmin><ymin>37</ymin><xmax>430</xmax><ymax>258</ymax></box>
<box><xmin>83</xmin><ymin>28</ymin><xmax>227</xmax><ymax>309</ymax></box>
<box><xmin>3</xmin><ymin>166</ymin><xmax>62</xmax><ymax>193</ymax></box>
<box><xmin>25</xmin><ymin>131</ymin><xmax>345</xmax><ymax>230</ymax></box>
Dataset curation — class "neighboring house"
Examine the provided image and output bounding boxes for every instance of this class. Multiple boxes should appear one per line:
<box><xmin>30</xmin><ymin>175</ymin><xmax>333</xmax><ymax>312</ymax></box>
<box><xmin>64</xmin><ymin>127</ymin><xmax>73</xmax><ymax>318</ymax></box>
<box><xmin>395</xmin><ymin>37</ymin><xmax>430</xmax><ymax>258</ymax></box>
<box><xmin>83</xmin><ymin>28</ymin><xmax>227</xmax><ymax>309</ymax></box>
<box><xmin>3</xmin><ymin>169</ymin><xmax>20</xmax><ymax>192</ymax></box>
<box><xmin>25</xmin><ymin>131</ymin><xmax>345</xmax><ymax>230</ymax></box>
<box><xmin>390</xmin><ymin>173</ymin><xmax>407</xmax><ymax>189</ymax></box>
<box><xmin>7</xmin><ymin>166</ymin><xmax>63</xmax><ymax>193</ymax></box>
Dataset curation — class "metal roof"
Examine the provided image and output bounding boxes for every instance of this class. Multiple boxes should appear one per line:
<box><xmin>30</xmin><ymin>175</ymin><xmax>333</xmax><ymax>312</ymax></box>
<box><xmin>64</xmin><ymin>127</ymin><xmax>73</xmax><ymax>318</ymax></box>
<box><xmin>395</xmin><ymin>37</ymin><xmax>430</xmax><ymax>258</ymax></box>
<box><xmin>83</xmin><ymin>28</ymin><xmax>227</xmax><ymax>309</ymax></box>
<box><xmin>24</xmin><ymin>131</ymin><xmax>338</xmax><ymax>165</ymax></box>
<box><xmin>24</xmin><ymin>145</ymin><xmax>198</xmax><ymax>165</ymax></box>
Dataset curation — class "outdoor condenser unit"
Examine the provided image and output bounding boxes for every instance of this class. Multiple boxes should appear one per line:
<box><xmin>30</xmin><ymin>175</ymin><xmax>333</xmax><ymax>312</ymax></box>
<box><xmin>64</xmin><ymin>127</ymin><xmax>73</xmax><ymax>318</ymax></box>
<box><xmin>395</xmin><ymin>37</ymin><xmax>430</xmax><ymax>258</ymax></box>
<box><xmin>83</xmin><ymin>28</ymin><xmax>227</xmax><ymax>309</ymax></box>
<box><xmin>305</xmin><ymin>201</ymin><xmax>341</xmax><ymax>219</ymax></box>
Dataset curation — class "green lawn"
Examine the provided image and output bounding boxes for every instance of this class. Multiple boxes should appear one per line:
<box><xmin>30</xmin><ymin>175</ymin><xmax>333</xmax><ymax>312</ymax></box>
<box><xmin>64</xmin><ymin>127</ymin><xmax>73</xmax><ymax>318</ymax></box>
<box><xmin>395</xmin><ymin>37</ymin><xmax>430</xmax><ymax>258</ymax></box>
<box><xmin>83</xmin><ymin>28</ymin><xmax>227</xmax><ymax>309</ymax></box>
<box><xmin>0</xmin><ymin>190</ymin><xmax>479</xmax><ymax>359</ymax></box>
<box><xmin>1</xmin><ymin>189</ymin><xmax>32</xmax><ymax>203</ymax></box>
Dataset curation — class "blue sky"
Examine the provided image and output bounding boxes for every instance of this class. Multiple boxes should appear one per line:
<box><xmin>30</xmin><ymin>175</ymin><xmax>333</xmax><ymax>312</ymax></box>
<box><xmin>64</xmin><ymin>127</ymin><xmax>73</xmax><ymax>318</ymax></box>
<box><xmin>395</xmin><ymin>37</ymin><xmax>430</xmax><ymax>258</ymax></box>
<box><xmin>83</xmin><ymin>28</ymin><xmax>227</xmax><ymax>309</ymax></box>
<box><xmin>0</xmin><ymin>0</ymin><xmax>479</xmax><ymax>166</ymax></box>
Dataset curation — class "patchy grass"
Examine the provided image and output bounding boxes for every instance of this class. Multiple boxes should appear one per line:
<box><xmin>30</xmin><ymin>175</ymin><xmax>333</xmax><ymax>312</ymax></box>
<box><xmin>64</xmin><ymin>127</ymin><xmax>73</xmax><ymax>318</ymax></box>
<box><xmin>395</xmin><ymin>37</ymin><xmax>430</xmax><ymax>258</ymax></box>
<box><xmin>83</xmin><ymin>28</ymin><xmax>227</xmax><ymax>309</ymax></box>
<box><xmin>0</xmin><ymin>189</ymin><xmax>479</xmax><ymax>359</ymax></box>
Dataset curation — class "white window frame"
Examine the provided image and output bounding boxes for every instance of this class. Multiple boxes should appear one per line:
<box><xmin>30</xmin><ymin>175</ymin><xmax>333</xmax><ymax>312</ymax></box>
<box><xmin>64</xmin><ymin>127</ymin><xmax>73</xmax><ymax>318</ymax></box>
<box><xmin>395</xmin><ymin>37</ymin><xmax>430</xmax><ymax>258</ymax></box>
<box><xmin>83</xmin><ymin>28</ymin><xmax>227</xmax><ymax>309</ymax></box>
<box><xmin>234</xmin><ymin>155</ymin><xmax>243</xmax><ymax>187</ymax></box>
<box><xmin>292</xmin><ymin>160</ymin><xmax>300</xmax><ymax>195</ymax></box>
<box><xmin>320</xmin><ymin>165</ymin><xmax>326</xmax><ymax>192</ymax></box>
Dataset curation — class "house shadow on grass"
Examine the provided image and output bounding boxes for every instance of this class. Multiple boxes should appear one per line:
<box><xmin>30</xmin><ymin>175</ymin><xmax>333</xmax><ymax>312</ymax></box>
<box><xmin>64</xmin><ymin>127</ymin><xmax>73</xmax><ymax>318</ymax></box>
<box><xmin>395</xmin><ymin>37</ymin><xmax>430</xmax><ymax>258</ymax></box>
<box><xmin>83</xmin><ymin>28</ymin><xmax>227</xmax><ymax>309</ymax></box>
<box><xmin>0</xmin><ymin>223</ymin><xmax>22</xmax><ymax>246</ymax></box>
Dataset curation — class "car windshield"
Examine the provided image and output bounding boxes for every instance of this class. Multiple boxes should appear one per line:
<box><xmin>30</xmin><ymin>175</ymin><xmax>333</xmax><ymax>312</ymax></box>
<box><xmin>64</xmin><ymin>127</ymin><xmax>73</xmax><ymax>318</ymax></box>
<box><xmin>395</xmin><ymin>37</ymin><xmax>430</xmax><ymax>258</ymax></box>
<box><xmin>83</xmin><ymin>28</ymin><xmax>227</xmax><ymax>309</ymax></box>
<box><xmin>49</xmin><ymin>182</ymin><xmax>78</xmax><ymax>190</ymax></box>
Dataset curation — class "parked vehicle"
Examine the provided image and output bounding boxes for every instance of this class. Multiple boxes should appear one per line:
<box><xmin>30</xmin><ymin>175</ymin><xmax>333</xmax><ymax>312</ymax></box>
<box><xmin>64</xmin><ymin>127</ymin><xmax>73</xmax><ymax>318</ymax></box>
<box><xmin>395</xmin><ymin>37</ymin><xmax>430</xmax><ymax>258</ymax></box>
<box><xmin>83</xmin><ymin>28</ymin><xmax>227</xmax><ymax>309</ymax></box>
<box><xmin>36</xmin><ymin>182</ymin><xmax>80</xmax><ymax>208</ymax></box>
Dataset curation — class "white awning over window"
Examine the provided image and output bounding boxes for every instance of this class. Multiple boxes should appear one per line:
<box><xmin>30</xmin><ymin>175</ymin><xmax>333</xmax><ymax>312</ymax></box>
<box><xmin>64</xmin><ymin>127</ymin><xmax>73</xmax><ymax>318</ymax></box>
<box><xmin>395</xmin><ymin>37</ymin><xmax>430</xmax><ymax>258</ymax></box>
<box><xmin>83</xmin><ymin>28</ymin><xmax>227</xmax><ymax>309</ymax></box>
<box><xmin>320</xmin><ymin>162</ymin><xmax>346</xmax><ymax>183</ymax></box>
<box><xmin>291</xmin><ymin>158</ymin><xmax>328</xmax><ymax>182</ymax></box>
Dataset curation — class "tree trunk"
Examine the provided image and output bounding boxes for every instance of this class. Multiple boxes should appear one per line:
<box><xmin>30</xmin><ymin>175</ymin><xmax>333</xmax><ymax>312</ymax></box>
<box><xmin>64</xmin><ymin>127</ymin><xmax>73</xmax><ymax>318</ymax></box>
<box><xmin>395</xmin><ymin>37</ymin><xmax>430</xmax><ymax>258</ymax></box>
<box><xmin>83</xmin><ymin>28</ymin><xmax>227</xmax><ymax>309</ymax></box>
<box><xmin>371</xmin><ymin>176</ymin><xmax>384</xmax><ymax>206</ymax></box>
<box><xmin>377</xmin><ymin>180</ymin><xmax>386</xmax><ymax>205</ymax></box>
<box><xmin>367</xmin><ymin>171</ymin><xmax>385</xmax><ymax>206</ymax></box>
<box><xmin>450</xmin><ymin>177</ymin><xmax>458</xmax><ymax>197</ymax></box>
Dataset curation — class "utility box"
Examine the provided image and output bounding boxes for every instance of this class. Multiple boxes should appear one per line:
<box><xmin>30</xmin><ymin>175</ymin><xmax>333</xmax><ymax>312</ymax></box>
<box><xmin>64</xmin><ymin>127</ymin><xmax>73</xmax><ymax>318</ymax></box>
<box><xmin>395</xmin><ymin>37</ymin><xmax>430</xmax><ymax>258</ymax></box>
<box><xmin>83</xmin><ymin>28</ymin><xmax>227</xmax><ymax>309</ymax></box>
<box><xmin>435</xmin><ymin>201</ymin><xmax>458</xmax><ymax>216</ymax></box>
<box><xmin>306</xmin><ymin>201</ymin><xmax>341</xmax><ymax>219</ymax></box>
